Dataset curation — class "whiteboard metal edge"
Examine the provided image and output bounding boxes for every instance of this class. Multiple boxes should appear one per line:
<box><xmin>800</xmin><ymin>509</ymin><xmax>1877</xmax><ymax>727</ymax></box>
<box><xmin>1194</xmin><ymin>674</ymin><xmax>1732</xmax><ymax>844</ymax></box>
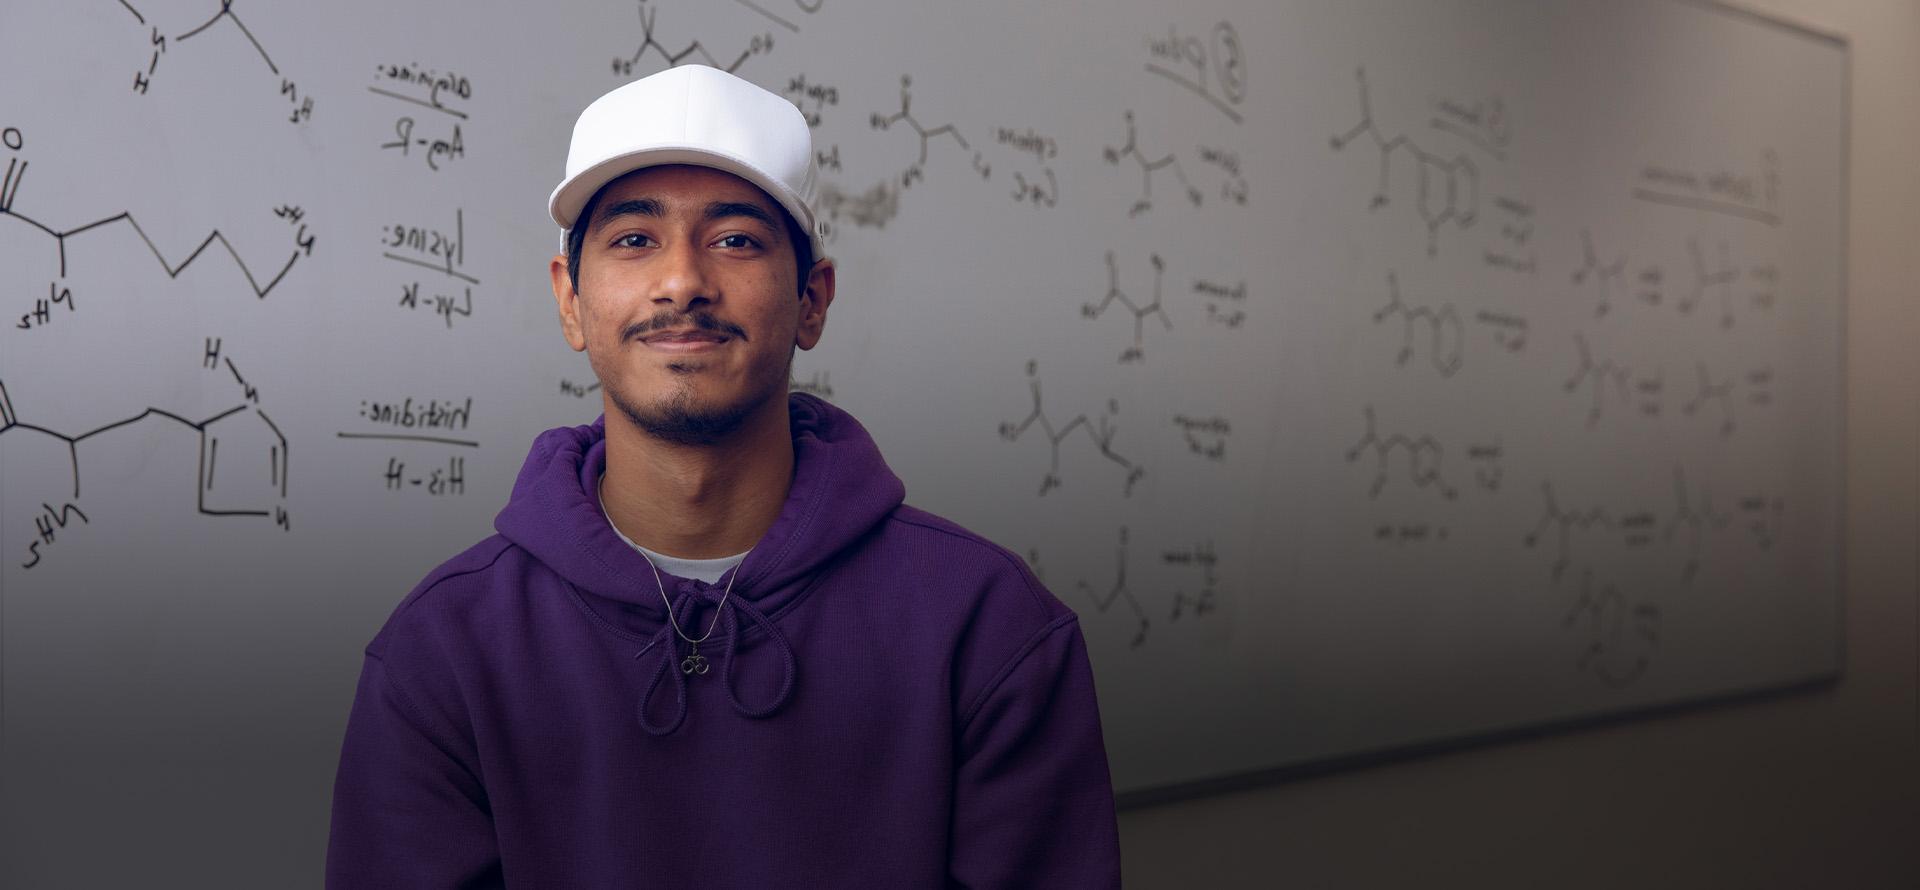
<box><xmin>1684</xmin><ymin>0</ymin><xmax>1848</xmax><ymax>47</ymax></box>
<box><xmin>1117</xmin><ymin>675</ymin><xmax>1840</xmax><ymax>809</ymax></box>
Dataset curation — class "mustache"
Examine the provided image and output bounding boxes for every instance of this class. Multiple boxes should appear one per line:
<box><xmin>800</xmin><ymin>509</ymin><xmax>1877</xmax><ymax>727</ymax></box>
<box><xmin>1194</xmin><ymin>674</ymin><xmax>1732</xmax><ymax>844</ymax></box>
<box><xmin>622</xmin><ymin>309</ymin><xmax>748</xmax><ymax>342</ymax></box>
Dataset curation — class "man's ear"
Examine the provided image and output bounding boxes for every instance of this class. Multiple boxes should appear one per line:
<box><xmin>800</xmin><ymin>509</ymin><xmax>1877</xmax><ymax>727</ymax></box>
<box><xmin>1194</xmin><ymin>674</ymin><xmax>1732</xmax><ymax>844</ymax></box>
<box><xmin>795</xmin><ymin>258</ymin><xmax>836</xmax><ymax>351</ymax></box>
<box><xmin>550</xmin><ymin>253</ymin><xmax>588</xmax><ymax>352</ymax></box>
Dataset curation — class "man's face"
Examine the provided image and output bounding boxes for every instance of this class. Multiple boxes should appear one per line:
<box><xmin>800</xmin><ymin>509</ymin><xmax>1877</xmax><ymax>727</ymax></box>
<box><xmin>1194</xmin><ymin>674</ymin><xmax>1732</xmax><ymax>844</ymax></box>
<box><xmin>549</xmin><ymin>164</ymin><xmax>833</xmax><ymax>445</ymax></box>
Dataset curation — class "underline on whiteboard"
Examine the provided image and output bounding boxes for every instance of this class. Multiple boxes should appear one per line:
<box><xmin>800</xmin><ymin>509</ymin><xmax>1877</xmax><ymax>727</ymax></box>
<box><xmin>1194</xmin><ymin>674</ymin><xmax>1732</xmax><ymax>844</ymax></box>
<box><xmin>1630</xmin><ymin>188</ymin><xmax>1780</xmax><ymax>226</ymax></box>
<box><xmin>1143</xmin><ymin>63</ymin><xmax>1243</xmax><ymax>124</ymax></box>
<box><xmin>731</xmin><ymin>0</ymin><xmax>799</xmax><ymax>32</ymax></box>
<box><xmin>382</xmin><ymin>252</ymin><xmax>481</xmax><ymax>285</ymax></box>
<box><xmin>366</xmin><ymin>86</ymin><xmax>471</xmax><ymax>120</ymax></box>
<box><xmin>336</xmin><ymin>432</ymin><xmax>480</xmax><ymax>448</ymax></box>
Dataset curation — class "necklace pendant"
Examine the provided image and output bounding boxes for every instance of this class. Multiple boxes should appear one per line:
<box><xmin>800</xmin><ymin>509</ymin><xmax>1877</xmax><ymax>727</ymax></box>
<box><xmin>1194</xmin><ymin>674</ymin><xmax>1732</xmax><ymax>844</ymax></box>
<box><xmin>680</xmin><ymin>644</ymin><xmax>710</xmax><ymax>676</ymax></box>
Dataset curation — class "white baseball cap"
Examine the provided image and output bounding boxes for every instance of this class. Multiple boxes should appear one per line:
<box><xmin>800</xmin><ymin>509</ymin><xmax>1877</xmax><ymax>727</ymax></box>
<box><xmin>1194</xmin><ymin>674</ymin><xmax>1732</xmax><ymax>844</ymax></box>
<box><xmin>549</xmin><ymin>64</ymin><xmax>825</xmax><ymax>258</ymax></box>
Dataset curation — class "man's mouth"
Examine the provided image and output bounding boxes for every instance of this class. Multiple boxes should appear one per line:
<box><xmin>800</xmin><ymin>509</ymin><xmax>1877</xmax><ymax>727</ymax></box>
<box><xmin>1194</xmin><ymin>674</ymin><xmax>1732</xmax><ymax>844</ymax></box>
<box><xmin>639</xmin><ymin>329</ymin><xmax>731</xmax><ymax>352</ymax></box>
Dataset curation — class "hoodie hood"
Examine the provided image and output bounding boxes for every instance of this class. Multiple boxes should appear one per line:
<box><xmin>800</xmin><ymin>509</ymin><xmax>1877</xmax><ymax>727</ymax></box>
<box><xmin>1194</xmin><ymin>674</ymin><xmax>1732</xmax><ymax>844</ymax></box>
<box><xmin>493</xmin><ymin>392</ymin><xmax>906</xmax><ymax>733</ymax></box>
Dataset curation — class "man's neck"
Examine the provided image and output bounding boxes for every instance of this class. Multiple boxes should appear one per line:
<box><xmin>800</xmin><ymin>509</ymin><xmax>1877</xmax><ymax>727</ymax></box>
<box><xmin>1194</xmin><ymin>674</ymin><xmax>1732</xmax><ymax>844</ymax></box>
<box><xmin>599</xmin><ymin>397</ymin><xmax>794</xmax><ymax>559</ymax></box>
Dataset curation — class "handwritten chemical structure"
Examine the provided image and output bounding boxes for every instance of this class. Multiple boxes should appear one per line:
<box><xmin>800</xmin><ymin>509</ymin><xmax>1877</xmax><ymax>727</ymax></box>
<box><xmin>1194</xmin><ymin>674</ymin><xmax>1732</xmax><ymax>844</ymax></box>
<box><xmin>869</xmin><ymin>76</ymin><xmax>990</xmax><ymax>189</ymax></box>
<box><xmin>822</xmin><ymin>90</ymin><xmax>1063</xmax><ymax>235</ymax></box>
<box><xmin>1563</xmin><ymin>334</ymin><xmax>1663</xmax><ymax>426</ymax></box>
<box><xmin>1563</xmin><ymin>570</ymin><xmax>1660</xmax><ymax>687</ymax></box>
<box><xmin>15</xmin><ymin>502</ymin><xmax>90</xmax><ymax>573</ymax></box>
<box><xmin>1</xmin><ymin>133</ymin><xmax>314</xmax><ymax>298</ymax></box>
<box><xmin>1372</xmin><ymin>271</ymin><xmax>1463</xmax><ymax>378</ymax></box>
<box><xmin>1076</xmin><ymin>526</ymin><xmax>1151</xmax><ymax>649</ymax></box>
<box><xmin>1526</xmin><ymin>467</ymin><xmax>1762</xmax><ymax>585</ymax></box>
<box><xmin>1681</xmin><ymin>363</ymin><xmax>1738</xmax><ymax>436</ymax></box>
<box><xmin>1676</xmin><ymin>239</ymin><xmax>1778</xmax><ymax>330</ymax></box>
<box><xmin>1666</xmin><ymin>467</ymin><xmax>1731</xmax><ymax>583</ymax></box>
<box><xmin>1068</xmin><ymin>527</ymin><xmax>1224</xmax><ymax>650</ymax></box>
<box><xmin>1330</xmin><ymin>67</ymin><xmax>1480</xmax><ymax>256</ymax></box>
<box><xmin>3</xmin><ymin>169</ymin><xmax>312</xmax><ymax>326</ymax></box>
<box><xmin>611</xmin><ymin>1</ymin><xmax>773</xmax><ymax>77</ymax></box>
<box><xmin>1562</xmin><ymin>334</ymin><xmax>1636</xmax><ymax>425</ymax></box>
<box><xmin>14</xmin><ymin>281</ymin><xmax>75</xmax><ymax>333</ymax></box>
<box><xmin>1680</xmin><ymin>238</ymin><xmax>1741</xmax><ymax>329</ymax></box>
<box><xmin>998</xmin><ymin>360</ymin><xmax>1145</xmax><ymax>497</ymax></box>
<box><xmin>1082</xmin><ymin>252</ymin><xmax>1168</xmax><ymax>364</ymax></box>
<box><xmin>1345</xmin><ymin>406</ymin><xmax>1457</xmax><ymax>501</ymax></box>
<box><xmin>1101</xmin><ymin>111</ymin><xmax>1201</xmax><ymax>218</ymax></box>
<box><xmin>1</xmin><ymin>337</ymin><xmax>291</xmax><ymax>569</ymax></box>
<box><xmin>1571</xmin><ymin>229</ymin><xmax>1629</xmax><ymax>317</ymax></box>
<box><xmin>1523</xmin><ymin>481</ymin><xmax>1621</xmax><ymax>582</ymax></box>
<box><xmin>117</xmin><ymin>0</ymin><xmax>314</xmax><ymax>124</ymax></box>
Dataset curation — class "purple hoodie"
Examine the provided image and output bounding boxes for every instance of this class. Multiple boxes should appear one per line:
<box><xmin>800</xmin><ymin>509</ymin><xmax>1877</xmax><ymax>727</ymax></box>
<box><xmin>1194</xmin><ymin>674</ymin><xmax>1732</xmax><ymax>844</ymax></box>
<box><xmin>326</xmin><ymin>394</ymin><xmax>1122</xmax><ymax>888</ymax></box>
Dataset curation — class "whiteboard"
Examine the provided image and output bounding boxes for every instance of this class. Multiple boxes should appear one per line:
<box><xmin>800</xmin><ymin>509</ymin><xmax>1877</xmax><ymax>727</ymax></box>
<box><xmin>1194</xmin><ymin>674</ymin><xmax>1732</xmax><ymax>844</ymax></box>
<box><xmin>0</xmin><ymin>0</ymin><xmax>1844</xmax><ymax>881</ymax></box>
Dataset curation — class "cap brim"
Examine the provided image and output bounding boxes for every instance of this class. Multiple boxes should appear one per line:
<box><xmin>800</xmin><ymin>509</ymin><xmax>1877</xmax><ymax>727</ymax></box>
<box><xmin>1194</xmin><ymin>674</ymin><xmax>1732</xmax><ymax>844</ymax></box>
<box><xmin>549</xmin><ymin>147</ymin><xmax>824</xmax><ymax>259</ymax></box>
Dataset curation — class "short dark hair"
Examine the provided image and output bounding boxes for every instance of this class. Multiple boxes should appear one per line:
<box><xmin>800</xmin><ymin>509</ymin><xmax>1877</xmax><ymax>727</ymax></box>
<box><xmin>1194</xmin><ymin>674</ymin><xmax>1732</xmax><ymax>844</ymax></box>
<box><xmin>564</xmin><ymin>176</ymin><xmax>814</xmax><ymax>297</ymax></box>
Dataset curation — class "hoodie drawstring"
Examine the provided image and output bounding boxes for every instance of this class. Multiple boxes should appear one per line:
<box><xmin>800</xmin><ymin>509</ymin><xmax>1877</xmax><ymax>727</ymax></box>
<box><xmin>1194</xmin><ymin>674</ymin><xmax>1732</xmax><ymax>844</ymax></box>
<box><xmin>635</xmin><ymin>625</ymin><xmax>688</xmax><ymax>736</ymax></box>
<box><xmin>718</xmin><ymin>591</ymin><xmax>798</xmax><ymax>718</ymax></box>
<box><xmin>635</xmin><ymin>586</ymin><xmax>797</xmax><ymax>736</ymax></box>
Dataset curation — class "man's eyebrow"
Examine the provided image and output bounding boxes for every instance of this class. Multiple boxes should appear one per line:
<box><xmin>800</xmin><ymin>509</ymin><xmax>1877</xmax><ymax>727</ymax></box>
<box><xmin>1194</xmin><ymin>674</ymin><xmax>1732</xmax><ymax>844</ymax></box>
<box><xmin>703</xmin><ymin>201</ymin><xmax>779</xmax><ymax>233</ymax></box>
<box><xmin>589</xmin><ymin>197</ymin><xmax>664</xmax><ymax>232</ymax></box>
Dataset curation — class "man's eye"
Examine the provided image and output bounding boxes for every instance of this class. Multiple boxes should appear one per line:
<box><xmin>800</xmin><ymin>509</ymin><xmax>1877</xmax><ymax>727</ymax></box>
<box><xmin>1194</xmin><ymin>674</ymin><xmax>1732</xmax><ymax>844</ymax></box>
<box><xmin>716</xmin><ymin>234</ymin><xmax>758</xmax><ymax>249</ymax></box>
<box><xmin>614</xmin><ymin>233</ymin><xmax>652</xmax><ymax>248</ymax></box>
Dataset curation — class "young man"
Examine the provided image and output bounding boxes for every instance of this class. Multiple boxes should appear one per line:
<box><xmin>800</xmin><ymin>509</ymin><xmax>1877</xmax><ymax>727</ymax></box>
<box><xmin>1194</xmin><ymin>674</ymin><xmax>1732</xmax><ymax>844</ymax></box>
<box><xmin>326</xmin><ymin>65</ymin><xmax>1122</xmax><ymax>887</ymax></box>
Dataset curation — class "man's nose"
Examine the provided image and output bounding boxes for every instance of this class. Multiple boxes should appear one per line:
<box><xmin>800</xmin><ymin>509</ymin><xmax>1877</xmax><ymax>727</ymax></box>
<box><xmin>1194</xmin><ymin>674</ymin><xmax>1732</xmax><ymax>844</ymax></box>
<box><xmin>651</xmin><ymin>238</ymin><xmax>714</xmax><ymax>310</ymax></box>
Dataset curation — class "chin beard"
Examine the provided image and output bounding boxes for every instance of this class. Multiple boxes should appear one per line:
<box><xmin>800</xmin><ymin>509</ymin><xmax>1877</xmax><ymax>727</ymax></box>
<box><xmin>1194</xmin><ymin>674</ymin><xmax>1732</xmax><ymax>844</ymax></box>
<box><xmin>608</xmin><ymin>353</ymin><xmax>792</xmax><ymax>447</ymax></box>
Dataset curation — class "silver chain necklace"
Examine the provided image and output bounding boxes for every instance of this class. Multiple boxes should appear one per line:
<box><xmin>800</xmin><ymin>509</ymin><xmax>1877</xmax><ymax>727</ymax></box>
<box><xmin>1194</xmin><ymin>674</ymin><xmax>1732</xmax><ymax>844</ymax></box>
<box><xmin>602</xmin><ymin>476</ymin><xmax>745</xmax><ymax>677</ymax></box>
